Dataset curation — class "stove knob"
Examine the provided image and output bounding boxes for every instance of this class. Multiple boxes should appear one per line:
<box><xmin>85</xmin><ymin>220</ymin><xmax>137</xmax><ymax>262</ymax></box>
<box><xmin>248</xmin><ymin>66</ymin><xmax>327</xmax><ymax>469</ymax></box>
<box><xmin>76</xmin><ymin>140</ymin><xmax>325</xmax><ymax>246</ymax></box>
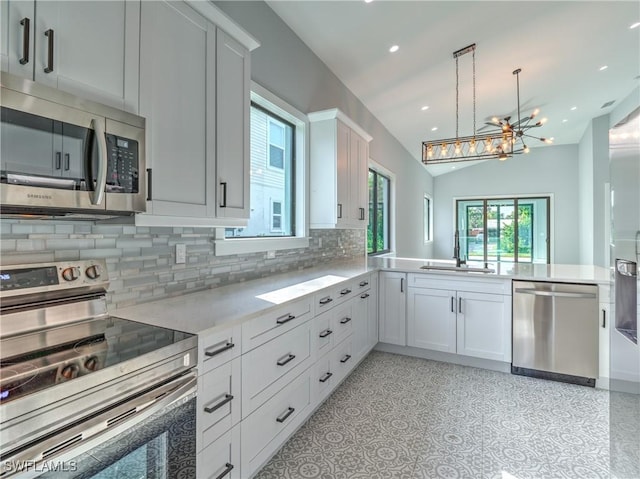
<box><xmin>61</xmin><ymin>365</ymin><xmax>79</xmax><ymax>380</ymax></box>
<box><xmin>61</xmin><ymin>267</ymin><xmax>80</xmax><ymax>282</ymax></box>
<box><xmin>85</xmin><ymin>265</ymin><xmax>102</xmax><ymax>280</ymax></box>
<box><xmin>84</xmin><ymin>356</ymin><xmax>99</xmax><ymax>371</ymax></box>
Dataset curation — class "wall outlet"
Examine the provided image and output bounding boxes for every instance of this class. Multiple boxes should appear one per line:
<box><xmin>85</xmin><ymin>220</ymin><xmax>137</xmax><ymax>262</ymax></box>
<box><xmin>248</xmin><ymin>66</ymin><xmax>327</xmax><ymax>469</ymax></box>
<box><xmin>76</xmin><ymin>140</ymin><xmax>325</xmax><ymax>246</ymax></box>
<box><xmin>266</xmin><ymin>250</ymin><xmax>276</xmax><ymax>259</ymax></box>
<box><xmin>176</xmin><ymin>243</ymin><xmax>186</xmax><ymax>264</ymax></box>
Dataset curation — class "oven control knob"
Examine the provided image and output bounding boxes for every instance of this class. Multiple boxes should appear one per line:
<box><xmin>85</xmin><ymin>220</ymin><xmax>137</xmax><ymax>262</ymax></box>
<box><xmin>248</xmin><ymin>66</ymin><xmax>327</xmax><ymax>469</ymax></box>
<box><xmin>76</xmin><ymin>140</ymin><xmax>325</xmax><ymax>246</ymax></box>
<box><xmin>61</xmin><ymin>365</ymin><xmax>79</xmax><ymax>380</ymax></box>
<box><xmin>85</xmin><ymin>265</ymin><xmax>102</xmax><ymax>280</ymax></box>
<box><xmin>84</xmin><ymin>356</ymin><xmax>99</xmax><ymax>371</ymax></box>
<box><xmin>61</xmin><ymin>267</ymin><xmax>80</xmax><ymax>282</ymax></box>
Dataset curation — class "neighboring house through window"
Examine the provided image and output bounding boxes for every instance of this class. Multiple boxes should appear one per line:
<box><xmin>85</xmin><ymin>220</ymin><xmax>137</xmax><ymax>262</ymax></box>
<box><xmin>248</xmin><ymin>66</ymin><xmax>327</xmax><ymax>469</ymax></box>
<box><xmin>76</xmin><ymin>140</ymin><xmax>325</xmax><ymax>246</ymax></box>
<box><xmin>271</xmin><ymin>200</ymin><xmax>282</xmax><ymax>232</ymax></box>
<box><xmin>268</xmin><ymin>119</ymin><xmax>285</xmax><ymax>169</ymax></box>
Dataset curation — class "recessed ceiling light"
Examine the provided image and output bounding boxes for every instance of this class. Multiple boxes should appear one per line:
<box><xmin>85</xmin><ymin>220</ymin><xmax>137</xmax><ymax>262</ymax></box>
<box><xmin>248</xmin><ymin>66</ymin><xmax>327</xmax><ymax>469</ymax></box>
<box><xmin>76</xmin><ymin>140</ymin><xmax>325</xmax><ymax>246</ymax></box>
<box><xmin>562</xmin><ymin>119</ymin><xmax>568</xmax><ymax>123</ymax></box>
<box><xmin>451</xmin><ymin>166</ymin><xmax>456</xmax><ymax>169</ymax></box>
<box><xmin>421</xmin><ymin>106</ymin><xmax>429</xmax><ymax>111</ymax></box>
<box><xmin>599</xmin><ymin>65</ymin><xmax>608</xmax><ymax>71</ymax></box>
<box><xmin>389</xmin><ymin>45</ymin><xmax>399</xmax><ymax>53</ymax></box>
<box><xmin>431</xmin><ymin>127</ymin><xmax>438</xmax><ymax>131</ymax></box>
<box><xmin>630</xmin><ymin>22</ymin><xmax>640</xmax><ymax>29</ymax></box>
<box><xmin>570</xmin><ymin>106</ymin><xmax>577</xmax><ymax>111</ymax></box>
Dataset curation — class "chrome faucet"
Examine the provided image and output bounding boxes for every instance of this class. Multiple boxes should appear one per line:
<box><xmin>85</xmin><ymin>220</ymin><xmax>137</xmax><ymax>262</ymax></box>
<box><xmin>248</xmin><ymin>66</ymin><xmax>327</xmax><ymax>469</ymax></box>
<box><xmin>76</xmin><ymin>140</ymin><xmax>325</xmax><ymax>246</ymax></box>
<box><xmin>453</xmin><ymin>230</ymin><xmax>466</xmax><ymax>267</ymax></box>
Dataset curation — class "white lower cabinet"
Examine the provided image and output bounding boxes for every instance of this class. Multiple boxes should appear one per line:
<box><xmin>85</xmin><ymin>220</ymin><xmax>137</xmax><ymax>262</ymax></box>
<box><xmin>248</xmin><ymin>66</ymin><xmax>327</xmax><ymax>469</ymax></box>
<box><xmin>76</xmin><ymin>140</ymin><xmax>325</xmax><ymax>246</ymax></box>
<box><xmin>198</xmin><ymin>424</ymin><xmax>241</xmax><ymax>479</ymax></box>
<box><xmin>241</xmin><ymin>369</ymin><xmax>313</xmax><ymax>478</ymax></box>
<box><xmin>378</xmin><ymin>272</ymin><xmax>407</xmax><ymax>345</ymax></box>
<box><xmin>331</xmin><ymin>337</ymin><xmax>354</xmax><ymax>384</ymax></box>
<box><xmin>312</xmin><ymin>352</ymin><xmax>334</xmax><ymax>406</ymax></box>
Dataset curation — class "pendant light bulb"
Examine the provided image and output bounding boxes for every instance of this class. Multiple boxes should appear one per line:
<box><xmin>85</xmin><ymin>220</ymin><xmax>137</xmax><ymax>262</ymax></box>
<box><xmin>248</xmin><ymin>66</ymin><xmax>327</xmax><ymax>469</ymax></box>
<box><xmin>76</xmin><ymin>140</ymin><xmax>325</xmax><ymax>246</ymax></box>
<box><xmin>469</xmin><ymin>139</ymin><xmax>476</xmax><ymax>153</ymax></box>
<box><xmin>523</xmin><ymin>145</ymin><xmax>530</xmax><ymax>153</ymax></box>
<box><xmin>454</xmin><ymin>141</ymin><xmax>461</xmax><ymax>154</ymax></box>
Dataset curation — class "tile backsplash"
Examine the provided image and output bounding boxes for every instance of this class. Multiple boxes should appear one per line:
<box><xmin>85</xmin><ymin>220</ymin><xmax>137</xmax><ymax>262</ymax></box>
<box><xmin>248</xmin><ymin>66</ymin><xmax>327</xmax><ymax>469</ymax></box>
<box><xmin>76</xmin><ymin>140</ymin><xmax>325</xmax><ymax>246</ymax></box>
<box><xmin>0</xmin><ymin>220</ymin><xmax>365</xmax><ymax>309</ymax></box>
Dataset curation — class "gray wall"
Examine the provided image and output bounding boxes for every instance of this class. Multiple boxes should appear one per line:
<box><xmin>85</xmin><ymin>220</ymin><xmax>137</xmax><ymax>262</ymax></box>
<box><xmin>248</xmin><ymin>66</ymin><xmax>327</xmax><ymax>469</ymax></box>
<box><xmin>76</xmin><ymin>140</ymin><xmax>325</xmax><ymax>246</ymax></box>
<box><xmin>432</xmin><ymin>144</ymin><xmax>580</xmax><ymax>264</ymax></box>
<box><xmin>215</xmin><ymin>1</ymin><xmax>434</xmax><ymax>258</ymax></box>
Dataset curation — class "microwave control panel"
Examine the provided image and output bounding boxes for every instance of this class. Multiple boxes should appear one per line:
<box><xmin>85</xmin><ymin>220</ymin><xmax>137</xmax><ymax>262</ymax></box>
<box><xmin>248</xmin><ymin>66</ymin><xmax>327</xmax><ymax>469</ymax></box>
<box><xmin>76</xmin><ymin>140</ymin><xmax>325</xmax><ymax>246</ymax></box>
<box><xmin>105</xmin><ymin>134</ymin><xmax>139</xmax><ymax>193</ymax></box>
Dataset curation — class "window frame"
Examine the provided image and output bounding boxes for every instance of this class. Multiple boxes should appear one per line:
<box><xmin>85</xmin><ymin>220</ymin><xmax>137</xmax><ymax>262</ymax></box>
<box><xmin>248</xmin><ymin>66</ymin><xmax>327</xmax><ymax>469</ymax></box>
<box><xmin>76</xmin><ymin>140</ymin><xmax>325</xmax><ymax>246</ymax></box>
<box><xmin>368</xmin><ymin>168</ymin><xmax>391</xmax><ymax>256</ymax></box>
<box><xmin>213</xmin><ymin>82</ymin><xmax>309</xmax><ymax>256</ymax></box>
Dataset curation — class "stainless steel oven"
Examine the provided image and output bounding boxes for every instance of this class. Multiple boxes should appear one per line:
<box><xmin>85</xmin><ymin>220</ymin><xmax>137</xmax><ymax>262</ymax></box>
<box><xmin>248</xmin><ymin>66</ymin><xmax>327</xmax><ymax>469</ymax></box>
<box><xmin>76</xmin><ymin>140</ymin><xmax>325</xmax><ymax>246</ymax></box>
<box><xmin>0</xmin><ymin>260</ymin><xmax>196</xmax><ymax>478</ymax></box>
<box><xmin>0</xmin><ymin>72</ymin><xmax>146</xmax><ymax>218</ymax></box>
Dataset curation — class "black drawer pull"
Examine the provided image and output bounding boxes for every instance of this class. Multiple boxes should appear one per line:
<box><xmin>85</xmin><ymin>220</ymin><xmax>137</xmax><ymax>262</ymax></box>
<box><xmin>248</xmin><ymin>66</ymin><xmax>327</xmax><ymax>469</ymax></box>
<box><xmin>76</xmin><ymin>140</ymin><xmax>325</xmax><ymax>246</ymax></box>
<box><xmin>359</xmin><ymin>281</ymin><xmax>369</xmax><ymax>287</ymax></box>
<box><xmin>276</xmin><ymin>407</ymin><xmax>295</xmax><ymax>423</ymax></box>
<box><xmin>319</xmin><ymin>372</ymin><xmax>333</xmax><ymax>383</ymax></box>
<box><xmin>277</xmin><ymin>353</ymin><xmax>296</xmax><ymax>366</ymax></box>
<box><xmin>340</xmin><ymin>288</ymin><xmax>352</xmax><ymax>296</ymax></box>
<box><xmin>215</xmin><ymin>463</ymin><xmax>234</xmax><ymax>479</ymax></box>
<box><xmin>205</xmin><ymin>342</ymin><xmax>234</xmax><ymax>357</ymax></box>
<box><xmin>361</xmin><ymin>293</ymin><xmax>370</xmax><ymax>299</ymax></box>
<box><xmin>340</xmin><ymin>354</ymin><xmax>352</xmax><ymax>364</ymax></box>
<box><xmin>602</xmin><ymin>309</ymin><xmax>606</xmax><ymax>328</ymax></box>
<box><xmin>340</xmin><ymin>317</ymin><xmax>351</xmax><ymax>325</ymax></box>
<box><xmin>204</xmin><ymin>394</ymin><xmax>234</xmax><ymax>414</ymax></box>
<box><xmin>319</xmin><ymin>297</ymin><xmax>333</xmax><ymax>305</ymax></box>
<box><xmin>20</xmin><ymin>17</ymin><xmax>30</xmax><ymax>65</ymax></box>
<box><xmin>319</xmin><ymin>329</ymin><xmax>333</xmax><ymax>338</ymax></box>
<box><xmin>276</xmin><ymin>313</ymin><xmax>296</xmax><ymax>325</ymax></box>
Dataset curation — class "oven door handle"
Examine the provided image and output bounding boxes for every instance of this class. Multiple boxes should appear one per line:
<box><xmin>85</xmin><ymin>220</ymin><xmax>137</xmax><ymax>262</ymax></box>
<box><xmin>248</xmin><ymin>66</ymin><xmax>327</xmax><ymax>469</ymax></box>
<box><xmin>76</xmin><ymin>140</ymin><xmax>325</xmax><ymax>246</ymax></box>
<box><xmin>3</xmin><ymin>372</ymin><xmax>197</xmax><ymax>476</ymax></box>
<box><xmin>90</xmin><ymin>118</ymin><xmax>108</xmax><ymax>206</ymax></box>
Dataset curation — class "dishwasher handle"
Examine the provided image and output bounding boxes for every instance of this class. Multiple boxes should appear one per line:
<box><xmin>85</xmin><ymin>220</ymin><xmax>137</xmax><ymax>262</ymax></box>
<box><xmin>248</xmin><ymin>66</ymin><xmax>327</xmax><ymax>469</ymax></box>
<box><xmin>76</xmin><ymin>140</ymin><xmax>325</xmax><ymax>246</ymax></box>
<box><xmin>514</xmin><ymin>288</ymin><xmax>596</xmax><ymax>299</ymax></box>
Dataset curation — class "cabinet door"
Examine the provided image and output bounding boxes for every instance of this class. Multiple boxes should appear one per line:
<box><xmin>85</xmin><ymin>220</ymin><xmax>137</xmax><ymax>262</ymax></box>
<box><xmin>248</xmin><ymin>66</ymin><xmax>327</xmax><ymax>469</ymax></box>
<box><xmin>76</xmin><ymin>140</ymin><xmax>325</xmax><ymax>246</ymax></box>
<box><xmin>378</xmin><ymin>272</ymin><xmax>407</xmax><ymax>345</ymax></box>
<box><xmin>336</xmin><ymin>121</ymin><xmax>350</xmax><ymax>226</ymax></box>
<box><xmin>599</xmin><ymin>302</ymin><xmax>610</xmax><ymax>381</ymax></box>
<box><xmin>367</xmin><ymin>275</ymin><xmax>379</xmax><ymax>349</ymax></box>
<box><xmin>197</xmin><ymin>424</ymin><xmax>240</xmax><ymax>479</ymax></box>
<box><xmin>215</xmin><ymin>29</ymin><xmax>250</xmax><ymax>219</ymax></box>
<box><xmin>349</xmin><ymin>130</ymin><xmax>369</xmax><ymax>226</ymax></box>
<box><xmin>3</xmin><ymin>0</ymin><xmax>35</xmax><ymax>78</ymax></box>
<box><xmin>407</xmin><ymin>288</ymin><xmax>457</xmax><ymax>353</ymax></box>
<box><xmin>352</xmin><ymin>292</ymin><xmax>369</xmax><ymax>362</ymax></box>
<box><xmin>456</xmin><ymin>292</ymin><xmax>511</xmax><ymax>362</ymax></box>
<box><xmin>34</xmin><ymin>0</ymin><xmax>139</xmax><ymax>111</ymax></box>
<box><xmin>139</xmin><ymin>1</ymin><xmax>212</xmax><ymax>218</ymax></box>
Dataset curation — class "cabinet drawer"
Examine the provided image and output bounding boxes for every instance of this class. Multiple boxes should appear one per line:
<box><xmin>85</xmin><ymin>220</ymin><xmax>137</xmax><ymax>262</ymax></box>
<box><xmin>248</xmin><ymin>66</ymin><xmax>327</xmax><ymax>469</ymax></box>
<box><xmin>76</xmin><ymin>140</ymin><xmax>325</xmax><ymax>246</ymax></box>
<box><xmin>199</xmin><ymin>325</ymin><xmax>241</xmax><ymax>375</ymax></box>
<box><xmin>197</xmin><ymin>357</ymin><xmax>241</xmax><ymax>451</ymax></box>
<box><xmin>197</xmin><ymin>423</ymin><xmax>240</xmax><ymax>479</ymax></box>
<box><xmin>314</xmin><ymin>281</ymin><xmax>355</xmax><ymax>315</ymax></box>
<box><xmin>242</xmin><ymin>298</ymin><xmax>312</xmax><ymax>353</ymax></box>
<box><xmin>313</xmin><ymin>352</ymin><xmax>334</xmax><ymax>405</ymax></box>
<box><xmin>332</xmin><ymin>337</ymin><xmax>354</xmax><ymax>385</ymax></box>
<box><xmin>355</xmin><ymin>274</ymin><xmax>372</xmax><ymax>293</ymax></box>
<box><xmin>241</xmin><ymin>369</ymin><xmax>312</xmax><ymax>478</ymax></box>
<box><xmin>313</xmin><ymin>310</ymin><xmax>334</xmax><ymax>358</ymax></box>
<box><xmin>408</xmin><ymin>273</ymin><xmax>511</xmax><ymax>295</ymax></box>
<box><xmin>242</xmin><ymin>322</ymin><xmax>312</xmax><ymax>417</ymax></box>
<box><xmin>331</xmin><ymin>301</ymin><xmax>354</xmax><ymax>346</ymax></box>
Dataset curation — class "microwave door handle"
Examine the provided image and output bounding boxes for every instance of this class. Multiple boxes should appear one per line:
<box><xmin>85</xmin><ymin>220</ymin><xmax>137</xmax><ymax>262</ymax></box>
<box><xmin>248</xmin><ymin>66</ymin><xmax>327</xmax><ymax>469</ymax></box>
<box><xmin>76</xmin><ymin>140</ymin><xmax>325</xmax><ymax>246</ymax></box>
<box><xmin>90</xmin><ymin>118</ymin><xmax>108</xmax><ymax>205</ymax></box>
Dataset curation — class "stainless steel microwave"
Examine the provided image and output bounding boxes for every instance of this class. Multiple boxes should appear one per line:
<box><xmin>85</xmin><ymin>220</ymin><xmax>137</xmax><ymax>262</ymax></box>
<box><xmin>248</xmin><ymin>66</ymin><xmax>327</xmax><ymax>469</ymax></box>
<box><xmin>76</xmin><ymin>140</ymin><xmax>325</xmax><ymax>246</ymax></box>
<box><xmin>0</xmin><ymin>73</ymin><xmax>146</xmax><ymax>218</ymax></box>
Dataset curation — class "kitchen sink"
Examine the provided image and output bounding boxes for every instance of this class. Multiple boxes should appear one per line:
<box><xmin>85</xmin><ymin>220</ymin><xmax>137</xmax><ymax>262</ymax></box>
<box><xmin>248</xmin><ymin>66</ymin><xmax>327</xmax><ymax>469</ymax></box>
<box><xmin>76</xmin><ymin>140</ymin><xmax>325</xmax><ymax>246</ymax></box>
<box><xmin>419</xmin><ymin>264</ymin><xmax>495</xmax><ymax>274</ymax></box>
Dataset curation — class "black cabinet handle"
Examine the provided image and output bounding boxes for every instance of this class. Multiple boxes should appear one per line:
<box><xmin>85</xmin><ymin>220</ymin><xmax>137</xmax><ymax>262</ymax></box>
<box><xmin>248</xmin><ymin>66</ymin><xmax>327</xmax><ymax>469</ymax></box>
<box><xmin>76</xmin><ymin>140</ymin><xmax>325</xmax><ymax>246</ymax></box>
<box><xmin>220</xmin><ymin>181</ymin><xmax>227</xmax><ymax>207</ymax></box>
<box><xmin>204</xmin><ymin>394</ymin><xmax>234</xmax><ymax>414</ymax></box>
<box><xmin>205</xmin><ymin>342</ymin><xmax>234</xmax><ymax>357</ymax></box>
<box><xmin>55</xmin><ymin>152</ymin><xmax>61</xmax><ymax>170</ymax></box>
<box><xmin>361</xmin><ymin>293</ymin><xmax>369</xmax><ymax>299</ymax></box>
<box><xmin>340</xmin><ymin>354</ymin><xmax>352</xmax><ymax>364</ymax></box>
<box><xmin>451</xmin><ymin>297</ymin><xmax>455</xmax><ymax>313</ymax></box>
<box><xmin>276</xmin><ymin>313</ymin><xmax>295</xmax><ymax>325</ymax></box>
<box><xmin>340</xmin><ymin>288</ymin><xmax>352</xmax><ymax>296</ymax></box>
<box><xmin>319</xmin><ymin>329</ymin><xmax>332</xmax><ymax>338</ymax></box>
<box><xmin>359</xmin><ymin>281</ymin><xmax>369</xmax><ymax>287</ymax></box>
<box><xmin>146</xmin><ymin>168</ymin><xmax>152</xmax><ymax>200</ymax></box>
<box><xmin>319</xmin><ymin>297</ymin><xmax>333</xmax><ymax>305</ymax></box>
<box><xmin>337</xmin><ymin>203</ymin><xmax>342</xmax><ymax>219</ymax></box>
<box><xmin>277</xmin><ymin>353</ymin><xmax>296</xmax><ymax>366</ymax></box>
<box><xmin>64</xmin><ymin>153</ymin><xmax>70</xmax><ymax>171</ymax></box>
<box><xmin>44</xmin><ymin>29</ymin><xmax>54</xmax><ymax>73</ymax></box>
<box><xmin>458</xmin><ymin>297</ymin><xmax>463</xmax><ymax>314</ymax></box>
<box><xmin>360</xmin><ymin>207</ymin><xmax>365</xmax><ymax>220</ymax></box>
<box><xmin>276</xmin><ymin>406</ymin><xmax>295</xmax><ymax>423</ymax></box>
<box><xmin>602</xmin><ymin>309</ymin><xmax>606</xmax><ymax>328</ymax></box>
<box><xmin>340</xmin><ymin>317</ymin><xmax>351</xmax><ymax>325</ymax></box>
<box><xmin>215</xmin><ymin>463</ymin><xmax>234</xmax><ymax>479</ymax></box>
<box><xmin>19</xmin><ymin>17</ymin><xmax>30</xmax><ymax>65</ymax></box>
<box><xmin>400</xmin><ymin>278</ymin><xmax>404</xmax><ymax>293</ymax></box>
<box><xmin>319</xmin><ymin>372</ymin><xmax>333</xmax><ymax>383</ymax></box>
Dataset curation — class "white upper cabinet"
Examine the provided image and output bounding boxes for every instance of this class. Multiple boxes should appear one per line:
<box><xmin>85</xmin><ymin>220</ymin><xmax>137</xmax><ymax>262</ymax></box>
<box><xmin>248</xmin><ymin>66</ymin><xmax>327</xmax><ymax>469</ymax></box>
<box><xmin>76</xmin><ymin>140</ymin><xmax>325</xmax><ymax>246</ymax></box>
<box><xmin>136</xmin><ymin>1</ymin><xmax>257</xmax><ymax>227</ymax></box>
<box><xmin>2</xmin><ymin>0</ymin><xmax>140</xmax><ymax>112</ymax></box>
<box><xmin>309</xmin><ymin>109</ymin><xmax>372</xmax><ymax>229</ymax></box>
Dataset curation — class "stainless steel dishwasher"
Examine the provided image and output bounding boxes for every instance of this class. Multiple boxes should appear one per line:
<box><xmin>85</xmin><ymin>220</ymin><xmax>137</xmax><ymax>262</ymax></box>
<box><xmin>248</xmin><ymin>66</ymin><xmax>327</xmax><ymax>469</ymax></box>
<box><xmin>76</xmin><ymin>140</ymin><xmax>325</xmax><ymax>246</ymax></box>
<box><xmin>512</xmin><ymin>281</ymin><xmax>599</xmax><ymax>386</ymax></box>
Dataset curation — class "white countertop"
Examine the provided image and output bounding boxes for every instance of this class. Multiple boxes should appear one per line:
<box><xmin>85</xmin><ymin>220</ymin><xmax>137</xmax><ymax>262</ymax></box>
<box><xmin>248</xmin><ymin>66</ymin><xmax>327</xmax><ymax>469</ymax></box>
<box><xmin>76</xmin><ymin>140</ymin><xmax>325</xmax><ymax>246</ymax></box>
<box><xmin>113</xmin><ymin>256</ymin><xmax>610</xmax><ymax>335</ymax></box>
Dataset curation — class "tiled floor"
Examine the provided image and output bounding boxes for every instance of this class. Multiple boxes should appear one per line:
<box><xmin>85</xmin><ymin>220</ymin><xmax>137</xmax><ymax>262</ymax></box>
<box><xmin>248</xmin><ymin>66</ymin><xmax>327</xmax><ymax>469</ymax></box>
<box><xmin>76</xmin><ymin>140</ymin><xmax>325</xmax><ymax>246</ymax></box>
<box><xmin>255</xmin><ymin>351</ymin><xmax>613</xmax><ymax>479</ymax></box>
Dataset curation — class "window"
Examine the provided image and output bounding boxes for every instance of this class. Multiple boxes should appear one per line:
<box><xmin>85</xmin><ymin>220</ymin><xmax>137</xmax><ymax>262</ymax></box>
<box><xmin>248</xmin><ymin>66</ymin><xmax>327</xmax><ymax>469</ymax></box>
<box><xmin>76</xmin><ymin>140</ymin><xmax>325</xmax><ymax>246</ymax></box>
<box><xmin>424</xmin><ymin>195</ymin><xmax>432</xmax><ymax>243</ymax></box>
<box><xmin>368</xmin><ymin>169</ymin><xmax>390</xmax><ymax>255</ymax></box>
<box><xmin>225</xmin><ymin>103</ymin><xmax>294</xmax><ymax>238</ymax></box>
<box><xmin>455</xmin><ymin>196</ymin><xmax>550</xmax><ymax>264</ymax></box>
